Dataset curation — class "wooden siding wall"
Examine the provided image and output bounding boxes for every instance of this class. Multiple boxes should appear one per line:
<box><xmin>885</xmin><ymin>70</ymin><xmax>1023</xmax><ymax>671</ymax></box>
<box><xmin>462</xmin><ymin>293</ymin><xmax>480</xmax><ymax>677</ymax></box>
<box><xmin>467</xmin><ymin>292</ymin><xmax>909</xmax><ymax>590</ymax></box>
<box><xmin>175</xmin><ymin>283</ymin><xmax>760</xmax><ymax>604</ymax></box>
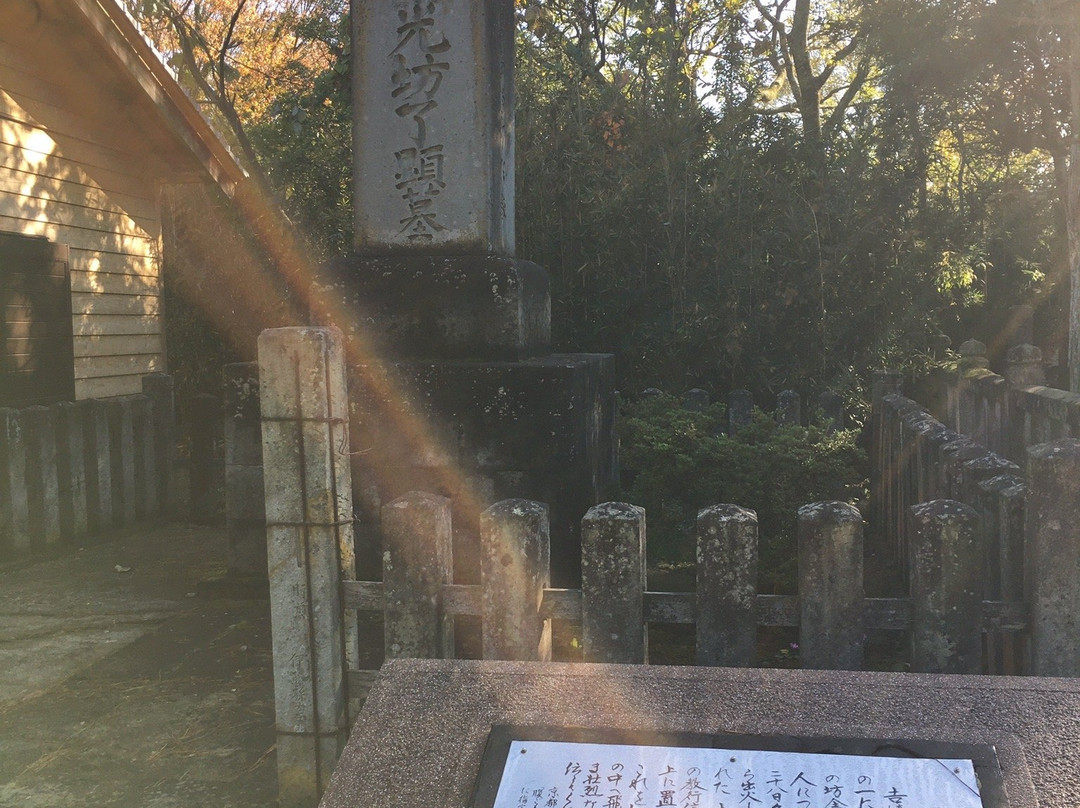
<box><xmin>0</xmin><ymin>43</ymin><xmax>164</xmax><ymax>400</ymax></box>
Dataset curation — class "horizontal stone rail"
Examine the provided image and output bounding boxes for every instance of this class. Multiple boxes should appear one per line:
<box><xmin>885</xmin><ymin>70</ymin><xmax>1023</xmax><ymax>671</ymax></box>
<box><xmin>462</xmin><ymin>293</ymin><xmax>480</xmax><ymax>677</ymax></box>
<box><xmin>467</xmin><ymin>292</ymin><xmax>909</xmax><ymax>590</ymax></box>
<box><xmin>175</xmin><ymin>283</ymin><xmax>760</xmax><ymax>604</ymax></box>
<box><xmin>0</xmin><ymin>373</ymin><xmax>174</xmax><ymax>555</ymax></box>
<box><xmin>933</xmin><ymin>341</ymin><xmax>1080</xmax><ymax>464</ymax></box>
<box><xmin>1007</xmin><ymin>385</ymin><xmax>1080</xmax><ymax>461</ymax></box>
<box><xmin>343</xmin><ymin>582</ymin><xmax>1027</xmax><ymax>631</ymax></box>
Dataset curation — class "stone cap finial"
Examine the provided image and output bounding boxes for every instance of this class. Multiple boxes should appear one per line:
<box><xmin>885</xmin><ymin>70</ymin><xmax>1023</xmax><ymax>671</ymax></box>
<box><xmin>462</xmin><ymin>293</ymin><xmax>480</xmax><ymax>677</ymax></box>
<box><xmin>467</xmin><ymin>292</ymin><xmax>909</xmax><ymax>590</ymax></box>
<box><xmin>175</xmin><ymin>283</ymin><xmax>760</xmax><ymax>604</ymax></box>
<box><xmin>958</xmin><ymin>338</ymin><xmax>989</xmax><ymax>371</ymax></box>
<box><xmin>1005</xmin><ymin>343</ymin><xmax>1045</xmax><ymax>387</ymax></box>
<box><xmin>959</xmin><ymin>338</ymin><xmax>986</xmax><ymax>356</ymax></box>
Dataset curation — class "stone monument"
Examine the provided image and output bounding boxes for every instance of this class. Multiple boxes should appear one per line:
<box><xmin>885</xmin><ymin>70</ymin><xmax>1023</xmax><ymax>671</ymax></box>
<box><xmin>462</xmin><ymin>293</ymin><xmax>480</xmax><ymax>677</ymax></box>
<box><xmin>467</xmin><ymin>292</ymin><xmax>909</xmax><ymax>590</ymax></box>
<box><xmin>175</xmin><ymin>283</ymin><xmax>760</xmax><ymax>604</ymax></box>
<box><xmin>314</xmin><ymin>1</ymin><xmax>616</xmax><ymax>584</ymax></box>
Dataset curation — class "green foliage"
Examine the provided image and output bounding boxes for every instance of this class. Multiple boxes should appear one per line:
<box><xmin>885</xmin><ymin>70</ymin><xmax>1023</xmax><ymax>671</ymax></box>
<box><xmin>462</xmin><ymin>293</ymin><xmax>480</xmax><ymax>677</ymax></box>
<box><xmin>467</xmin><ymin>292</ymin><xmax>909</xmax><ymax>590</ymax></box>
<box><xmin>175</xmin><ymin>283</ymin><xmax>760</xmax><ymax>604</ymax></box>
<box><xmin>515</xmin><ymin>1</ymin><xmax>1064</xmax><ymax>397</ymax></box>
<box><xmin>249</xmin><ymin>14</ymin><xmax>352</xmax><ymax>260</ymax></box>
<box><xmin>618</xmin><ymin>394</ymin><xmax>866</xmax><ymax>592</ymax></box>
<box><xmin>142</xmin><ymin>0</ymin><xmax>1070</xmax><ymax>407</ymax></box>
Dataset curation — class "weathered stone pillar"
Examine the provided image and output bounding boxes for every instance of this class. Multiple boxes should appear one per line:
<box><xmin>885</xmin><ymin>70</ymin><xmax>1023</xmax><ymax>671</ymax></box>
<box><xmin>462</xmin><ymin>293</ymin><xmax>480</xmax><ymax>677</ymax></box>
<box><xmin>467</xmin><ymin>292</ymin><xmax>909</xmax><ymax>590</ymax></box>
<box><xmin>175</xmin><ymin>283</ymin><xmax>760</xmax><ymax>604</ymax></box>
<box><xmin>0</xmin><ymin>408</ymin><xmax>30</xmax><ymax>551</ymax></box>
<box><xmin>106</xmin><ymin>397</ymin><xmax>136</xmax><ymax>527</ymax></box>
<box><xmin>696</xmin><ymin>505</ymin><xmax>758</xmax><ymax>667</ymax></box>
<box><xmin>869</xmin><ymin>373</ymin><xmax>902</xmax><ymax>551</ymax></box>
<box><xmin>130</xmin><ymin>394</ymin><xmax>157</xmax><ymax>519</ymax></box>
<box><xmin>976</xmin><ymin>473</ymin><xmax>1026</xmax><ymax>674</ymax></box>
<box><xmin>382</xmin><ymin>490</ymin><xmax>453</xmax><ymax>659</ymax></box>
<box><xmin>84</xmin><ymin>400</ymin><xmax>112</xmax><ymax>533</ymax></box>
<box><xmin>189</xmin><ymin>392</ymin><xmax>220</xmax><ymax>523</ymax></box>
<box><xmin>958</xmin><ymin>451</ymin><xmax>1019</xmax><ymax>507</ymax></box>
<box><xmin>259</xmin><ymin>326</ymin><xmax>354</xmax><ymax>807</ymax></box>
<box><xmin>682</xmin><ymin>388</ymin><xmax>709</xmax><ymax>412</ymax></box>
<box><xmin>1025</xmin><ymin>440</ymin><xmax>1080</xmax><ymax>676</ymax></box>
<box><xmin>55</xmin><ymin>400</ymin><xmax>89</xmax><ymax>539</ymax></box>
<box><xmin>958</xmin><ymin>338</ymin><xmax>990</xmax><ymax>371</ymax></box>
<box><xmin>333</xmin><ymin>0</ymin><xmax>615</xmax><ymax>590</ymax></box>
<box><xmin>940</xmin><ymin>437</ymin><xmax>985</xmax><ymax>502</ymax></box>
<box><xmin>225</xmin><ymin>363</ymin><xmax>266</xmax><ymax>577</ymax></box>
<box><xmin>581</xmin><ymin>503</ymin><xmax>646</xmax><ymax>663</ymax></box>
<box><xmin>797</xmin><ymin>501</ymin><xmax>864</xmax><ymax>670</ymax></box>
<box><xmin>728</xmin><ymin>389</ymin><xmax>753</xmax><ymax>434</ymax></box>
<box><xmin>480</xmin><ymin>499</ymin><xmax>551</xmax><ymax>661</ymax></box>
<box><xmin>976</xmin><ymin>474</ymin><xmax>1026</xmax><ymax>604</ymax></box>
<box><xmin>1005</xmin><ymin>344</ymin><xmax>1045</xmax><ymax>387</ymax></box>
<box><xmin>23</xmin><ymin>405</ymin><xmax>60</xmax><ymax>547</ymax></box>
<box><xmin>142</xmin><ymin>373</ymin><xmax>176</xmax><ymax>516</ymax></box>
<box><xmin>776</xmin><ymin>390</ymin><xmax>801</xmax><ymax>426</ymax></box>
<box><xmin>908</xmin><ymin>500</ymin><xmax>982</xmax><ymax>674</ymax></box>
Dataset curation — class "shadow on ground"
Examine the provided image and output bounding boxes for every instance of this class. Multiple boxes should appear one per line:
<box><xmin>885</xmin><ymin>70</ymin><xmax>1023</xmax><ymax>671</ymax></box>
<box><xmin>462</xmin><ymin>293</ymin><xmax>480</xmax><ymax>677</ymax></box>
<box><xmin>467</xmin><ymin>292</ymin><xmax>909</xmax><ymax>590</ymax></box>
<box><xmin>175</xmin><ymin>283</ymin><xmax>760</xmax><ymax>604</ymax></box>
<box><xmin>0</xmin><ymin>524</ymin><xmax>276</xmax><ymax>808</ymax></box>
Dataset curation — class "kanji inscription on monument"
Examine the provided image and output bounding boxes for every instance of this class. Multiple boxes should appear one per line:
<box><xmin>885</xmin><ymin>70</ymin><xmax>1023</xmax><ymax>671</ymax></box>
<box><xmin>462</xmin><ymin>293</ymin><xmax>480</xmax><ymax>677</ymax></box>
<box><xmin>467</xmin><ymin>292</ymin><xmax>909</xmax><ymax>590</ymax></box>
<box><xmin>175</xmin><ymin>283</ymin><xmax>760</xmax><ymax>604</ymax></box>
<box><xmin>487</xmin><ymin>741</ymin><xmax>984</xmax><ymax>808</ymax></box>
<box><xmin>353</xmin><ymin>0</ymin><xmax>515</xmax><ymax>254</ymax></box>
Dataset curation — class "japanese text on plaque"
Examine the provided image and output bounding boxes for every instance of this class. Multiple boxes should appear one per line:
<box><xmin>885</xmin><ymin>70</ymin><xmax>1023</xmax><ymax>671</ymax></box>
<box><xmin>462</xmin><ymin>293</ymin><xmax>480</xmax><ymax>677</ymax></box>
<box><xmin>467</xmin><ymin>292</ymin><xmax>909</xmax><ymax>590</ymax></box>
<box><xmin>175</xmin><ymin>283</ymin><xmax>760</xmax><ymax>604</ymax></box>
<box><xmin>491</xmin><ymin>741</ymin><xmax>983</xmax><ymax>808</ymax></box>
<box><xmin>390</xmin><ymin>0</ymin><xmax>450</xmax><ymax>243</ymax></box>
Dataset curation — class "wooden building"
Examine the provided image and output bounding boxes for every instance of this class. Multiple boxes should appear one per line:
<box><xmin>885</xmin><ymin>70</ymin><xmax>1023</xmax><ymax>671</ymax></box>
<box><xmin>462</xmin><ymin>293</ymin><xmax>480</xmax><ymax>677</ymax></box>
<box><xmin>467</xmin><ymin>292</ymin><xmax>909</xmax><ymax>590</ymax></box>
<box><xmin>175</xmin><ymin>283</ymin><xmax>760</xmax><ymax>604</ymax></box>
<box><xmin>0</xmin><ymin>0</ymin><xmax>246</xmax><ymax>405</ymax></box>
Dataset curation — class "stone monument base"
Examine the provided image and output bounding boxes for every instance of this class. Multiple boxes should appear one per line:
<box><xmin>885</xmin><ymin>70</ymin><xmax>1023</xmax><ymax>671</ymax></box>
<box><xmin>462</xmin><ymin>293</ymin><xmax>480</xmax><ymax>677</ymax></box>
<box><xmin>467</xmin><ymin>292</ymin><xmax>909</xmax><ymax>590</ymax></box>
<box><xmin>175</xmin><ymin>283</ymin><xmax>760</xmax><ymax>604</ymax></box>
<box><xmin>316</xmin><ymin>255</ymin><xmax>551</xmax><ymax>362</ymax></box>
<box><xmin>347</xmin><ymin>353</ymin><xmax>616</xmax><ymax>586</ymax></box>
<box><xmin>319</xmin><ymin>659</ymin><xmax>1063</xmax><ymax>808</ymax></box>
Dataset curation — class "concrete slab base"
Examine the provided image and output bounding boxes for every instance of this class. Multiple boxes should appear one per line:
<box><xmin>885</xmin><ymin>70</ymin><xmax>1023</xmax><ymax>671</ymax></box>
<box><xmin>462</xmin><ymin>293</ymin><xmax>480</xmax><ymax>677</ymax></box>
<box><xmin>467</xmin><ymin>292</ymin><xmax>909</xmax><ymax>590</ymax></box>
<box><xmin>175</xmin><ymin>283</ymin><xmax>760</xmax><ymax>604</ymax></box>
<box><xmin>321</xmin><ymin>659</ymin><xmax>1080</xmax><ymax>808</ymax></box>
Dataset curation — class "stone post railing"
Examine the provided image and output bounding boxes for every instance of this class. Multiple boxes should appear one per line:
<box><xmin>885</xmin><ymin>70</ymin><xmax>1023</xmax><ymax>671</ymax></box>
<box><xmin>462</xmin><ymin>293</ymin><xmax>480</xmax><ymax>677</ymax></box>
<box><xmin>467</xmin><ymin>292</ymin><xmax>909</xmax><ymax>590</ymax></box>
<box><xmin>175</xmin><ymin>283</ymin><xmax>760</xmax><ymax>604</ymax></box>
<box><xmin>259</xmin><ymin>327</ymin><xmax>355</xmax><ymax>808</ymax></box>
<box><xmin>1026</xmin><ymin>439</ymin><xmax>1080</xmax><ymax>676</ymax></box>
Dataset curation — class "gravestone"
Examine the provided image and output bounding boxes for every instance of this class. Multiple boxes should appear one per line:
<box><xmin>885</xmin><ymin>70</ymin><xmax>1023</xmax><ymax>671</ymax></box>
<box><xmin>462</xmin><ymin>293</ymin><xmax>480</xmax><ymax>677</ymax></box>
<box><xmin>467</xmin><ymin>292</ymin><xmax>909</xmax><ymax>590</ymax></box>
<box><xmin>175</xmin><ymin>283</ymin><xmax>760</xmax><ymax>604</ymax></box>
<box><xmin>317</xmin><ymin>659</ymin><xmax>1069</xmax><ymax>808</ymax></box>
<box><xmin>315</xmin><ymin>0</ymin><xmax>616</xmax><ymax>585</ymax></box>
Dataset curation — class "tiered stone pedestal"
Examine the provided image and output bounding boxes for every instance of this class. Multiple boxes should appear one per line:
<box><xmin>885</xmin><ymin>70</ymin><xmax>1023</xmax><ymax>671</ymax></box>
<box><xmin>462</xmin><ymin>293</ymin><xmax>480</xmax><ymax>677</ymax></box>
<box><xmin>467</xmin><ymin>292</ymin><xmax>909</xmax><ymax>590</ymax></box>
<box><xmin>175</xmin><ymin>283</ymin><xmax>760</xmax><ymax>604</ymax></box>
<box><xmin>315</xmin><ymin>255</ymin><xmax>615</xmax><ymax>586</ymax></box>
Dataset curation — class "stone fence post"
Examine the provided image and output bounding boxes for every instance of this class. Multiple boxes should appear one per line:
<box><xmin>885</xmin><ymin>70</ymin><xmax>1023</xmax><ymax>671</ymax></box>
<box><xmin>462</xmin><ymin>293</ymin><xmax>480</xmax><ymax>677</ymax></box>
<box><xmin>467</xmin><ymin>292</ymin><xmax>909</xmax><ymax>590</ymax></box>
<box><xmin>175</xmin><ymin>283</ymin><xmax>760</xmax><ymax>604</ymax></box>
<box><xmin>581</xmin><ymin>502</ymin><xmax>646</xmax><ymax>663</ymax></box>
<box><xmin>225</xmin><ymin>363</ymin><xmax>265</xmax><ymax>577</ymax></box>
<box><xmin>696</xmin><ymin>505</ymin><xmax>757</xmax><ymax>667</ymax></box>
<box><xmin>142</xmin><ymin>373</ymin><xmax>176</xmax><ymax>516</ymax></box>
<box><xmin>481</xmin><ymin>499</ymin><xmax>551</xmax><ymax>661</ymax></box>
<box><xmin>776</xmin><ymin>389</ymin><xmax>801</xmax><ymax>426</ymax></box>
<box><xmin>728</xmin><ymin>389</ymin><xmax>753</xmax><ymax>434</ymax></box>
<box><xmin>1026</xmin><ymin>440</ymin><xmax>1080</xmax><ymax>676</ymax></box>
<box><xmin>85</xmin><ymin>400</ymin><xmax>112</xmax><ymax>533</ymax></box>
<box><xmin>0</xmin><ymin>408</ymin><xmax>30</xmax><ymax>551</ymax></box>
<box><xmin>130</xmin><ymin>394</ymin><xmax>158</xmax><ymax>520</ymax></box>
<box><xmin>868</xmin><ymin>376</ymin><xmax>901</xmax><ymax>556</ymax></box>
<box><xmin>55</xmin><ymin>400</ymin><xmax>89</xmax><ymax>540</ymax></box>
<box><xmin>958</xmin><ymin>452</ymin><xmax>1019</xmax><ymax>507</ymax></box>
<box><xmin>798</xmin><ymin>501</ymin><xmax>864</xmax><ymax>670</ymax></box>
<box><xmin>259</xmin><ymin>326</ymin><xmax>355</xmax><ymax>808</ymax></box>
<box><xmin>23</xmin><ymin>405</ymin><xmax>61</xmax><ymax>547</ymax></box>
<box><xmin>189</xmin><ymin>392</ymin><xmax>220</xmax><ymax>523</ymax></box>
<box><xmin>1005</xmin><ymin>344</ymin><xmax>1045</xmax><ymax>388</ymax></box>
<box><xmin>382</xmin><ymin>491</ymin><xmax>453</xmax><ymax>660</ymax></box>
<box><xmin>106</xmin><ymin>397</ymin><xmax>136</xmax><ymax>527</ymax></box>
<box><xmin>908</xmin><ymin>500</ymin><xmax>982</xmax><ymax>674</ymax></box>
<box><xmin>976</xmin><ymin>473</ymin><xmax>1026</xmax><ymax>675</ymax></box>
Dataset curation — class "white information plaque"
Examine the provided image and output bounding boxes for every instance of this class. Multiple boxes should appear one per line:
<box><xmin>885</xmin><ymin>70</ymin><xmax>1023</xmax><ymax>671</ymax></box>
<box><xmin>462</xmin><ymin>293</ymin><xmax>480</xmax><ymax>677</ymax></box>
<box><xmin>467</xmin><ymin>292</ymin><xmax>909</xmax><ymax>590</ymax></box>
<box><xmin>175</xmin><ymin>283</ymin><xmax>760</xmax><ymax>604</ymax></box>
<box><xmin>489</xmin><ymin>740</ymin><xmax>983</xmax><ymax>808</ymax></box>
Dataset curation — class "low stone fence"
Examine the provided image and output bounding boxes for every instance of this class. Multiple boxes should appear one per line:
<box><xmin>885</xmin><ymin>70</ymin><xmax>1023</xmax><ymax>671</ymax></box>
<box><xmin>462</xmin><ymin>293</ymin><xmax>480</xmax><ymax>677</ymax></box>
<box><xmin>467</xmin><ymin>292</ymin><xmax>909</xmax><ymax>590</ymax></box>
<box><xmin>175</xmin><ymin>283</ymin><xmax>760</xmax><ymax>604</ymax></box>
<box><xmin>0</xmin><ymin>373</ymin><xmax>174</xmax><ymax>555</ymax></box>
<box><xmin>258</xmin><ymin>328</ymin><xmax>1080</xmax><ymax>806</ymax></box>
<box><xmin>937</xmin><ymin>339</ymin><xmax>1080</xmax><ymax>463</ymax></box>
<box><xmin>871</xmin><ymin>392</ymin><xmax>1020</xmax><ymax>572</ymax></box>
